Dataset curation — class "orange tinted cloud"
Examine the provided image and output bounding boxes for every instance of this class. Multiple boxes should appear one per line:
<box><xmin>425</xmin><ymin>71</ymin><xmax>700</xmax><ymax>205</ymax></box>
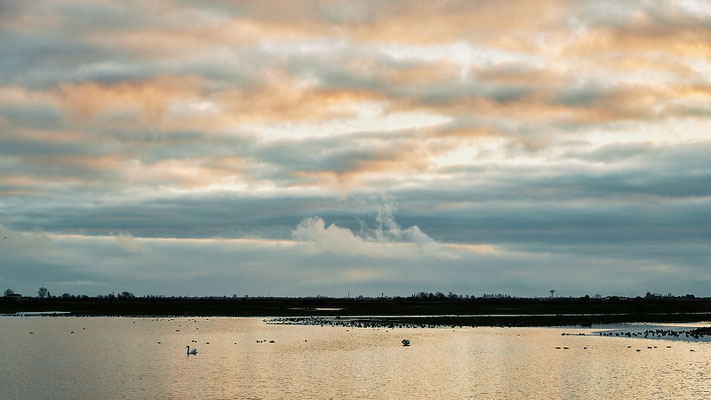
<box><xmin>56</xmin><ymin>77</ymin><xmax>200</xmax><ymax>123</ymax></box>
<box><xmin>3</xmin><ymin>0</ymin><xmax>711</xmax><ymax>198</ymax></box>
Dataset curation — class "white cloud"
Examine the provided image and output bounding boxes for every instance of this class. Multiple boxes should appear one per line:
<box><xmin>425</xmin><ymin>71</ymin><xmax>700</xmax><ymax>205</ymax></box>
<box><xmin>113</xmin><ymin>232</ymin><xmax>151</xmax><ymax>254</ymax></box>
<box><xmin>292</xmin><ymin>216</ymin><xmax>406</xmax><ymax>258</ymax></box>
<box><xmin>246</xmin><ymin>101</ymin><xmax>451</xmax><ymax>140</ymax></box>
<box><xmin>291</xmin><ymin>195</ymin><xmax>460</xmax><ymax>259</ymax></box>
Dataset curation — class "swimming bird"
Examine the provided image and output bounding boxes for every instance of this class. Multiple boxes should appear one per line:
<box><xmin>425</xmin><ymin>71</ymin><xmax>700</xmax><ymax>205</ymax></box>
<box><xmin>186</xmin><ymin>346</ymin><xmax>197</xmax><ymax>355</ymax></box>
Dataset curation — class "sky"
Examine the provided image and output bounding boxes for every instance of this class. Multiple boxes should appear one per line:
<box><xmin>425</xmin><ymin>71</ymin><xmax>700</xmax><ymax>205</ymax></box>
<box><xmin>1</xmin><ymin>0</ymin><xmax>711</xmax><ymax>297</ymax></box>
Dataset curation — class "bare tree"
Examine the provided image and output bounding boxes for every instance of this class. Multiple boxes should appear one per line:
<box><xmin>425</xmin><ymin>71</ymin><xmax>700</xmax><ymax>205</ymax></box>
<box><xmin>118</xmin><ymin>291</ymin><xmax>135</xmax><ymax>300</ymax></box>
<box><xmin>4</xmin><ymin>288</ymin><xmax>15</xmax><ymax>297</ymax></box>
<box><xmin>38</xmin><ymin>287</ymin><xmax>49</xmax><ymax>298</ymax></box>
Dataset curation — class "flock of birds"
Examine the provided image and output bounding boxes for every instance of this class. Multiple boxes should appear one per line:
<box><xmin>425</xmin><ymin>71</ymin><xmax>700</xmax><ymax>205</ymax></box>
<box><xmin>554</xmin><ymin>344</ymin><xmax>683</xmax><ymax>351</ymax></box>
<box><xmin>596</xmin><ymin>328</ymin><xmax>710</xmax><ymax>340</ymax></box>
<box><xmin>268</xmin><ymin>316</ymin><xmax>461</xmax><ymax>330</ymax></box>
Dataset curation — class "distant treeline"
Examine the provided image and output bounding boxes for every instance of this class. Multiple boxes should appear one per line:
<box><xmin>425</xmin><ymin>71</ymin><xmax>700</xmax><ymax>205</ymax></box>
<box><xmin>3</xmin><ymin>287</ymin><xmax>700</xmax><ymax>302</ymax></box>
<box><xmin>2</xmin><ymin>291</ymin><xmax>710</xmax><ymax>327</ymax></box>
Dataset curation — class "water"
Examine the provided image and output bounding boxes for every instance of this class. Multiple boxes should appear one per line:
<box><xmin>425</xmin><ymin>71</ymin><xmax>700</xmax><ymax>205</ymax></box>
<box><xmin>0</xmin><ymin>317</ymin><xmax>709</xmax><ymax>399</ymax></box>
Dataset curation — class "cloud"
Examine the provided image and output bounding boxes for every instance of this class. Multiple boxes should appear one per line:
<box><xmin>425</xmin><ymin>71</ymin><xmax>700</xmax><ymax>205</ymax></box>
<box><xmin>292</xmin><ymin>195</ymin><xmax>460</xmax><ymax>259</ymax></box>
<box><xmin>2</xmin><ymin>0</ymin><xmax>710</xmax><ymax>199</ymax></box>
<box><xmin>292</xmin><ymin>216</ymin><xmax>392</xmax><ymax>257</ymax></box>
<box><xmin>113</xmin><ymin>231</ymin><xmax>151</xmax><ymax>254</ymax></box>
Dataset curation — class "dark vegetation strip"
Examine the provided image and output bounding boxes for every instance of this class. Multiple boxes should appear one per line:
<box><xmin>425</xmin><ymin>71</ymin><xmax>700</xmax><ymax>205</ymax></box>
<box><xmin>2</xmin><ymin>296</ymin><xmax>711</xmax><ymax>327</ymax></box>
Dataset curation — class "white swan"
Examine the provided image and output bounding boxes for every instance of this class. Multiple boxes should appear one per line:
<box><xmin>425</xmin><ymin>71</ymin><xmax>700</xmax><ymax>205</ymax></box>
<box><xmin>186</xmin><ymin>345</ymin><xmax>197</xmax><ymax>355</ymax></box>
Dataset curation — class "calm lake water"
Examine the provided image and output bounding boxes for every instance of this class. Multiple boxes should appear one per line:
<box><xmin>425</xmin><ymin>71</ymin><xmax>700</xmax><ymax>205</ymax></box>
<box><xmin>1</xmin><ymin>317</ymin><xmax>709</xmax><ymax>399</ymax></box>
